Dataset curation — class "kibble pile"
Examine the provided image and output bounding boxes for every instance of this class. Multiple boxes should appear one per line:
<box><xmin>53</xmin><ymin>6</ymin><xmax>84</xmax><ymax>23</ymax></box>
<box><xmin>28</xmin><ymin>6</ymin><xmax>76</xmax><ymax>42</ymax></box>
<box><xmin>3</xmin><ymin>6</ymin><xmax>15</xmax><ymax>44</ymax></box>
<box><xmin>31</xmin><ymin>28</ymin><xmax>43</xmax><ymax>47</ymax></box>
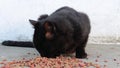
<box><xmin>0</xmin><ymin>56</ymin><xmax>100</xmax><ymax>68</ymax></box>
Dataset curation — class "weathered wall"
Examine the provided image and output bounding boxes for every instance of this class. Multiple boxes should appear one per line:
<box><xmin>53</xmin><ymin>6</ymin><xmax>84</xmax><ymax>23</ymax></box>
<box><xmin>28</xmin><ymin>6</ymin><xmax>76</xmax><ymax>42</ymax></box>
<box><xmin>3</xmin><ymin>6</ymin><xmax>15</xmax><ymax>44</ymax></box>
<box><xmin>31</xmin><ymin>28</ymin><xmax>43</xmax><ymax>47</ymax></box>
<box><xmin>0</xmin><ymin>0</ymin><xmax>120</xmax><ymax>43</ymax></box>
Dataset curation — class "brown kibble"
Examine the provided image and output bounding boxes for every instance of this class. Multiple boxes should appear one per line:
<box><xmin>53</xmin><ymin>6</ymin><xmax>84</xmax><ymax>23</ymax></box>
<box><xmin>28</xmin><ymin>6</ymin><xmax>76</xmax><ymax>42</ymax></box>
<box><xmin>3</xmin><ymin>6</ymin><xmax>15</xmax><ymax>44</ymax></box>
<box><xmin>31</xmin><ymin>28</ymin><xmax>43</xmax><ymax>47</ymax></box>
<box><xmin>104</xmin><ymin>65</ymin><xmax>107</xmax><ymax>68</ymax></box>
<box><xmin>94</xmin><ymin>64</ymin><xmax>100</xmax><ymax>68</ymax></box>
<box><xmin>0</xmin><ymin>56</ymin><xmax>100</xmax><ymax>68</ymax></box>
<box><xmin>27</xmin><ymin>52</ymin><xmax>31</xmax><ymax>55</ymax></box>
<box><xmin>97</xmin><ymin>56</ymin><xmax>100</xmax><ymax>58</ymax></box>
<box><xmin>33</xmin><ymin>53</ymin><xmax>36</xmax><ymax>55</ymax></box>
<box><xmin>117</xmin><ymin>62</ymin><xmax>119</xmax><ymax>65</ymax></box>
<box><xmin>4</xmin><ymin>64</ymin><xmax>10</xmax><ymax>68</ymax></box>
<box><xmin>79</xmin><ymin>63</ymin><xmax>86</xmax><ymax>67</ymax></box>
<box><xmin>2</xmin><ymin>59</ymin><xmax>7</xmax><ymax>61</ymax></box>
<box><xmin>95</xmin><ymin>59</ymin><xmax>98</xmax><ymax>62</ymax></box>
<box><xmin>30</xmin><ymin>64</ymin><xmax>35</xmax><ymax>68</ymax></box>
<box><xmin>114</xmin><ymin>59</ymin><xmax>116</xmax><ymax>61</ymax></box>
<box><xmin>104</xmin><ymin>60</ymin><xmax>108</xmax><ymax>63</ymax></box>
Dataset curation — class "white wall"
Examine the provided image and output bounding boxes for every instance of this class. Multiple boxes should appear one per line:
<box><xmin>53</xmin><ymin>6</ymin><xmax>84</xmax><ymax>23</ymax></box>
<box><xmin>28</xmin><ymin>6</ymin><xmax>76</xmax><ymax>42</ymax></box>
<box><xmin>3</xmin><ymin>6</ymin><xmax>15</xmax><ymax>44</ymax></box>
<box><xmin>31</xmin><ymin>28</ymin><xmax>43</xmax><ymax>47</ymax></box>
<box><xmin>0</xmin><ymin>0</ymin><xmax>120</xmax><ymax>42</ymax></box>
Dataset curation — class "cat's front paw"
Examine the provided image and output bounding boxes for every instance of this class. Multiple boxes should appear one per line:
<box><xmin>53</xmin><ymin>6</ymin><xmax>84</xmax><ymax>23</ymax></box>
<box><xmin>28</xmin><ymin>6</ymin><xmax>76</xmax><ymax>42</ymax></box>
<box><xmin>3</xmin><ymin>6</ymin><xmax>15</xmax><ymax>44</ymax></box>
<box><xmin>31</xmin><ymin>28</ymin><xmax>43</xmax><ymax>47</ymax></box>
<box><xmin>76</xmin><ymin>53</ymin><xmax>87</xmax><ymax>58</ymax></box>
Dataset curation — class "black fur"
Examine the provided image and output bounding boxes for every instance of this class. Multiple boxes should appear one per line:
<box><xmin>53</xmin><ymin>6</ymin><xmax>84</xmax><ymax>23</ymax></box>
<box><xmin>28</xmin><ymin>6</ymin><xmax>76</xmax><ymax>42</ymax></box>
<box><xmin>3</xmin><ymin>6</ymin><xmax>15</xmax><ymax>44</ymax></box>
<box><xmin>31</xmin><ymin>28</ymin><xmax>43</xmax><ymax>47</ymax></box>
<box><xmin>2</xmin><ymin>6</ymin><xmax>91</xmax><ymax>58</ymax></box>
<box><xmin>2</xmin><ymin>40</ymin><xmax>34</xmax><ymax>48</ymax></box>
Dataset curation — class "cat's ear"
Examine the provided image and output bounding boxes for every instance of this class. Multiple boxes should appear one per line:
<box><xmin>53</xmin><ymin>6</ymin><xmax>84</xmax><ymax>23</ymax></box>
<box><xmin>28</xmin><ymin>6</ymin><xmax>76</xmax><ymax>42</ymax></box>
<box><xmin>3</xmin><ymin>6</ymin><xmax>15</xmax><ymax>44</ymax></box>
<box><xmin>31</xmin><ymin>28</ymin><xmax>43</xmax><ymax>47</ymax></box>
<box><xmin>44</xmin><ymin>22</ymin><xmax>56</xmax><ymax>32</ymax></box>
<box><xmin>44</xmin><ymin>22</ymin><xmax>55</xmax><ymax>40</ymax></box>
<box><xmin>29</xmin><ymin>19</ymin><xmax>37</xmax><ymax>26</ymax></box>
<box><xmin>38</xmin><ymin>14</ymin><xmax>48</xmax><ymax>20</ymax></box>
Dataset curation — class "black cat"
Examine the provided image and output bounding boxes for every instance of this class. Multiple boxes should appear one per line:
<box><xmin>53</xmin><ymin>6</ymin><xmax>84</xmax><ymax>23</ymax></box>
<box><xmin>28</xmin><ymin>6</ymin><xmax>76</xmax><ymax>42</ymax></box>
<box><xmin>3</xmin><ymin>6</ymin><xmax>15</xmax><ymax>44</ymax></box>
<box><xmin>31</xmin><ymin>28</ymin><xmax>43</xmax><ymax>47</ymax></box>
<box><xmin>2</xmin><ymin>6</ymin><xmax>91</xmax><ymax>58</ymax></box>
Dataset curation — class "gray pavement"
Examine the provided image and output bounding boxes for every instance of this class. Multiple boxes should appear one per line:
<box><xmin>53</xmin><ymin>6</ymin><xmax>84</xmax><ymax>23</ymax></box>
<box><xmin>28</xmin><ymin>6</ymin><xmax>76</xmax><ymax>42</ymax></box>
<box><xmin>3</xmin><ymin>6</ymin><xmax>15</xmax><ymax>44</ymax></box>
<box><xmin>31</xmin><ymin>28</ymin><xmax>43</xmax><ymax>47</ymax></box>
<box><xmin>0</xmin><ymin>44</ymin><xmax>120</xmax><ymax>68</ymax></box>
<box><xmin>86</xmin><ymin>44</ymin><xmax>120</xmax><ymax>68</ymax></box>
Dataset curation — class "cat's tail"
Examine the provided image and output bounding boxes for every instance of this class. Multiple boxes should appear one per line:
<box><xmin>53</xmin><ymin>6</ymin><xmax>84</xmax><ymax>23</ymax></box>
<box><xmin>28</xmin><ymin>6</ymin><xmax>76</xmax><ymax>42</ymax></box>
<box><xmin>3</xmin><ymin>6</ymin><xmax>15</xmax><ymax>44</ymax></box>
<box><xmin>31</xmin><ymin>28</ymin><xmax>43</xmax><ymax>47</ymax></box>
<box><xmin>2</xmin><ymin>40</ymin><xmax>34</xmax><ymax>48</ymax></box>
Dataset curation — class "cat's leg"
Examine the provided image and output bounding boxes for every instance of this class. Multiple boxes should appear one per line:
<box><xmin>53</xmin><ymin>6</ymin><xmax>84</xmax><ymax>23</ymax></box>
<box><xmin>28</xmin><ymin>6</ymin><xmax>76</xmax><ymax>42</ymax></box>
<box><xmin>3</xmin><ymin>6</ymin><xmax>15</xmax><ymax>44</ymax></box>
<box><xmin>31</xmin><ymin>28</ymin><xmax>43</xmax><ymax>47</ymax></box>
<box><xmin>76</xmin><ymin>36</ymin><xmax>88</xmax><ymax>58</ymax></box>
<box><xmin>38</xmin><ymin>49</ymin><xmax>60</xmax><ymax>58</ymax></box>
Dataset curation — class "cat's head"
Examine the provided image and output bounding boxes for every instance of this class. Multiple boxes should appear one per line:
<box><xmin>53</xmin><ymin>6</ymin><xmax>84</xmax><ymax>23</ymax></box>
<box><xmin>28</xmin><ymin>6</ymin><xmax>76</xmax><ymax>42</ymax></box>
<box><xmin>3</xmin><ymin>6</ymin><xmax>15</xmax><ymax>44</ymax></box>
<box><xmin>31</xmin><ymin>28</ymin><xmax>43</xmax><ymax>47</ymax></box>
<box><xmin>29</xmin><ymin>19</ymin><xmax>56</xmax><ymax>40</ymax></box>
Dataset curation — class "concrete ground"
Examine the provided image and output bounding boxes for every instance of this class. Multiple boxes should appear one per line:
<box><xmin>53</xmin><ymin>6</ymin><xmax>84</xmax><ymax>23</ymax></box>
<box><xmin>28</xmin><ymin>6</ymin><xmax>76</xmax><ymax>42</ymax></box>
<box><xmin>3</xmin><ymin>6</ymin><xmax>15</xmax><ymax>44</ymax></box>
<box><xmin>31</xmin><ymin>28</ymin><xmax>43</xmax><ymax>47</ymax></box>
<box><xmin>0</xmin><ymin>44</ymin><xmax>120</xmax><ymax>68</ymax></box>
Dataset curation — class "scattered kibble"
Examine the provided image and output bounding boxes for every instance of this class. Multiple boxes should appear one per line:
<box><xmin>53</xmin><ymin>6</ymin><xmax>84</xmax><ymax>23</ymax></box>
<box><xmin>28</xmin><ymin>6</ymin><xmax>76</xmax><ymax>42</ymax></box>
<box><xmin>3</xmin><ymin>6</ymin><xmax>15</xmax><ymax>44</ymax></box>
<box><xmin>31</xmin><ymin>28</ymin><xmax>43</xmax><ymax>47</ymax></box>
<box><xmin>0</xmin><ymin>56</ymin><xmax>100</xmax><ymax>68</ymax></box>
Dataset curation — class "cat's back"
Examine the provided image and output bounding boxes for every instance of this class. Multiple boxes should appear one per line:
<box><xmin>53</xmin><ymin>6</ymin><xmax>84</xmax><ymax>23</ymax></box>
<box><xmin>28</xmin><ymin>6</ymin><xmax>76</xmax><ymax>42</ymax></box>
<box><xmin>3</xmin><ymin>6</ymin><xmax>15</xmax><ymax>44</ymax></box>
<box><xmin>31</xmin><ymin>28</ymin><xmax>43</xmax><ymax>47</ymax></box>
<box><xmin>51</xmin><ymin>6</ymin><xmax>78</xmax><ymax>17</ymax></box>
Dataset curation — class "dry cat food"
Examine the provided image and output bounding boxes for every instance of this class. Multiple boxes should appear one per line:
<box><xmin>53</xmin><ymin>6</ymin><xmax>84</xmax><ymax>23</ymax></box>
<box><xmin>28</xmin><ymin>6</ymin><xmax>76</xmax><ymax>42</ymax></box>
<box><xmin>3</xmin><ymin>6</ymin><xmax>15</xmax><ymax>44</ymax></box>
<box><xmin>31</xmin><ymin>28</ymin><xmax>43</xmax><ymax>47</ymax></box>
<box><xmin>0</xmin><ymin>56</ymin><xmax>100</xmax><ymax>68</ymax></box>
